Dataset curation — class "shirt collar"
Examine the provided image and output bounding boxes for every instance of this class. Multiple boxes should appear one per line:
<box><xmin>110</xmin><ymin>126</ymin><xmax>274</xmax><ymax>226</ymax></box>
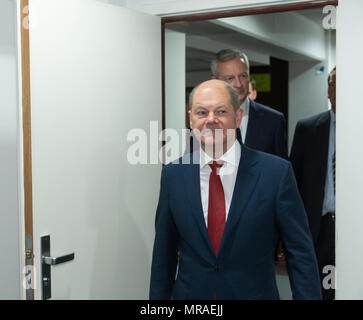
<box><xmin>200</xmin><ymin>139</ymin><xmax>241</xmax><ymax>169</ymax></box>
<box><xmin>240</xmin><ymin>97</ymin><xmax>250</xmax><ymax>115</ymax></box>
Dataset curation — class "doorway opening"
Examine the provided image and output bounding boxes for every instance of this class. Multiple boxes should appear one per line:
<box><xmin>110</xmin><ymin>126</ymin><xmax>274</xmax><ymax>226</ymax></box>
<box><xmin>162</xmin><ymin>0</ymin><xmax>337</xmax><ymax>300</ymax></box>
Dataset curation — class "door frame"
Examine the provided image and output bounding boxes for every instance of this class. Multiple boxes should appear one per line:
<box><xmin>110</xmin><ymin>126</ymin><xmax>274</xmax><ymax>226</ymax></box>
<box><xmin>19</xmin><ymin>0</ymin><xmax>338</xmax><ymax>299</ymax></box>
<box><xmin>19</xmin><ymin>0</ymin><xmax>34</xmax><ymax>300</ymax></box>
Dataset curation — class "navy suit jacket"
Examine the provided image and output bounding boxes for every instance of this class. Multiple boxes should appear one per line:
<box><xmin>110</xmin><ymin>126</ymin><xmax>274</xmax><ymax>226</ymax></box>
<box><xmin>150</xmin><ymin>144</ymin><xmax>321</xmax><ymax>300</ymax></box>
<box><xmin>238</xmin><ymin>100</ymin><xmax>288</xmax><ymax>159</ymax></box>
<box><xmin>290</xmin><ymin>110</ymin><xmax>331</xmax><ymax>244</ymax></box>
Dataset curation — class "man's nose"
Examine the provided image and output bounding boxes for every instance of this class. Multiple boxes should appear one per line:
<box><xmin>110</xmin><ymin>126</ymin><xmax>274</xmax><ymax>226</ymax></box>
<box><xmin>233</xmin><ymin>76</ymin><xmax>242</xmax><ymax>88</ymax></box>
<box><xmin>206</xmin><ymin>112</ymin><xmax>217</xmax><ymax>122</ymax></box>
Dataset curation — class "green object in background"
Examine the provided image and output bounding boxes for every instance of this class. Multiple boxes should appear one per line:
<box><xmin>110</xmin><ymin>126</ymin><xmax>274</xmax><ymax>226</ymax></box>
<box><xmin>250</xmin><ymin>73</ymin><xmax>271</xmax><ymax>92</ymax></box>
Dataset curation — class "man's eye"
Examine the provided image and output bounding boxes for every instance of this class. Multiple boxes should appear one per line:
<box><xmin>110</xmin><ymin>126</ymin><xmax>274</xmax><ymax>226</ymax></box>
<box><xmin>218</xmin><ymin>110</ymin><xmax>227</xmax><ymax>115</ymax></box>
<box><xmin>197</xmin><ymin>111</ymin><xmax>207</xmax><ymax>116</ymax></box>
<box><xmin>239</xmin><ymin>73</ymin><xmax>249</xmax><ymax>80</ymax></box>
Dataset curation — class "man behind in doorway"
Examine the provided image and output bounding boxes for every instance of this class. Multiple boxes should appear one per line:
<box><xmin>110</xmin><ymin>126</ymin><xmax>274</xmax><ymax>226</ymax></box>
<box><xmin>211</xmin><ymin>48</ymin><xmax>288</xmax><ymax>160</ymax></box>
<box><xmin>290</xmin><ymin>67</ymin><xmax>336</xmax><ymax>300</ymax></box>
<box><xmin>149</xmin><ymin>79</ymin><xmax>321</xmax><ymax>300</ymax></box>
<box><xmin>211</xmin><ymin>48</ymin><xmax>288</xmax><ymax>263</ymax></box>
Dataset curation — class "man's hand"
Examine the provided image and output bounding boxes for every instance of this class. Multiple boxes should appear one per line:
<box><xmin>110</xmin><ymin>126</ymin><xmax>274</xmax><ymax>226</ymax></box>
<box><xmin>275</xmin><ymin>241</ymin><xmax>285</xmax><ymax>262</ymax></box>
<box><xmin>275</xmin><ymin>241</ymin><xmax>287</xmax><ymax>275</ymax></box>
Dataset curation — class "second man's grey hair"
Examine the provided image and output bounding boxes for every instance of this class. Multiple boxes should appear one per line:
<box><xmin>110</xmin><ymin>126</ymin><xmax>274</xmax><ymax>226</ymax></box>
<box><xmin>211</xmin><ymin>49</ymin><xmax>250</xmax><ymax>78</ymax></box>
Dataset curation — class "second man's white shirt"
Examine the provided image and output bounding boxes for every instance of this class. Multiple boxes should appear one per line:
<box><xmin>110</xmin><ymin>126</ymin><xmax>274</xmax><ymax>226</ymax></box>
<box><xmin>199</xmin><ymin>140</ymin><xmax>242</xmax><ymax>227</ymax></box>
<box><xmin>239</xmin><ymin>98</ymin><xmax>250</xmax><ymax>144</ymax></box>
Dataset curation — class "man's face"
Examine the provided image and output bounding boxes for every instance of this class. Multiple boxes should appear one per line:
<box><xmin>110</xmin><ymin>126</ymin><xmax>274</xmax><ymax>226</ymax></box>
<box><xmin>189</xmin><ymin>80</ymin><xmax>243</xmax><ymax>151</ymax></box>
<box><xmin>328</xmin><ymin>71</ymin><xmax>336</xmax><ymax>113</ymax></box>
<box><xmin>215</xmin><ymin>58</ymin><xmax>250</xmax><ymax>104</ymax></box>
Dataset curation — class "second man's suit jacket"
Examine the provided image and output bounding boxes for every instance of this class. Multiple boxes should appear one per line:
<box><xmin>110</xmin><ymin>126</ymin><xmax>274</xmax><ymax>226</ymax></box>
<box><xmin>150</xmin><ymin>143</ymin><xmax>321</xmax><ymax>300</ymax></box>
<box><xmin>290</xmin><ymin>110</ymin><xmax>332</xmax><ymax>244</ymax></box>
<box><xmin>238</xmin><ymin>100</ymin><xmax>288</xmax><ymax>159</ymax></box>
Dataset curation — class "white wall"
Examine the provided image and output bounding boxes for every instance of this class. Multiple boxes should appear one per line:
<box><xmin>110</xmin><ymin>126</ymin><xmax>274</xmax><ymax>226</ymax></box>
<box><xmin>165</xmin><ymin>29</ymin><xmax>186</xmax><ymax>160</ymax></box>
<box><xmin>0</xmin><ymin>0</ymin><xmax>21</xmax><ymax>300</ymax></box>
<box><xmin>336</xmin><ymin>0</ymin><xmax>363</xmax><ymax>299</ymax></box>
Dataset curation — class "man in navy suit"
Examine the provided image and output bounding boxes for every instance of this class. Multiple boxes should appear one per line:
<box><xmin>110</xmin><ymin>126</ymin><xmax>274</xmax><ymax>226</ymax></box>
<box><xmin>211</xmin><ymin>49</ymin><xmax>288</xmax><ymax>160</ymax></box>
<box><xmin>290</xmin><ymin>67</ymin><xmax>336</xmax><ymax>300</ymax></box>
<box><xmin>149</xmin><ymin>79</ymin><xmax>321</xmax><ymax>300</ymax></box>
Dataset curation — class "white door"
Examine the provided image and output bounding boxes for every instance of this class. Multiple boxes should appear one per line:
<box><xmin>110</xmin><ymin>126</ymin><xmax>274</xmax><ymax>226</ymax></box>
<box><xmin>25</xmin><ymin>0</ymin><xmax>161</xmax><ymax>299</ymax></box>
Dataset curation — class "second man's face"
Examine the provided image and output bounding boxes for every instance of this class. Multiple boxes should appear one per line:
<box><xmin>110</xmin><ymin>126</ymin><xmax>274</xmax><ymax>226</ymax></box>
<box><xmin>216</xmin><ymin>58</ymin><xmax>250</xmax><ymax>104</ymax></box>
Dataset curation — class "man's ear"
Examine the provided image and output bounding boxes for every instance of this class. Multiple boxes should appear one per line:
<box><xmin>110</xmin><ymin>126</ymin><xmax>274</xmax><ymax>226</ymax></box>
<box><xmin>189</xmin><ymin>109</ymin><xmax>193</xmax><ymax>129</ymax></box>
<box><xmin>249</xmin><ymin>90</ymin><xmax>257</xmax><ymax>101</ymax></box>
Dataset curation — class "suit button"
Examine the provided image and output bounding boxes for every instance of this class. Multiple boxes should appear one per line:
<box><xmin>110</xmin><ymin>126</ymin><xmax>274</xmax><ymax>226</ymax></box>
<box><xmin>214</xmin><ymin>266</ymin><xmax>223</xmax><ymax>272</ymax></box>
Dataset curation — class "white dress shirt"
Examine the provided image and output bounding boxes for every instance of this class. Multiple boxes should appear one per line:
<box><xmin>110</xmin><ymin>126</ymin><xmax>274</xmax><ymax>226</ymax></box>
<box><xmin>239</xmin><ymin>98</ymin><xmax>250</xmax><ymax>143</ymax></box>
<box><xmin>199</xmin><ymin>140</ymin><xmax>242</xmax><ymax>227</ymax></box>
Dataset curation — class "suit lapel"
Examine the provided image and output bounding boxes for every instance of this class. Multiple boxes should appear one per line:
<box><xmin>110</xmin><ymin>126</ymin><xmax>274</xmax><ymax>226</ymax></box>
<box><xmin>183</xmin><ymin>152</ymin><xmax>216</xmax><ymax>258</ymax></box>
<box><xmin>244</xmin><ymin>101</ymin><xmax>261</xmax><ymax>147</ymax></box>
<box><xmin>218</xmin><ymin>145</ymin><xmax>260</xmax><ymax>255</ymax></box>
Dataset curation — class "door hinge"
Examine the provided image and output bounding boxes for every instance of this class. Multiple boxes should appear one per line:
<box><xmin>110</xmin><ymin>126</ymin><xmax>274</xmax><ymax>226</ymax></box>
<box><xmin>25</xmin><ymin>249</ymin><xmax>34</xmax><ymax>260</ymax></box>
<box><xmin>25</xmin><ymin>234</ymin><xmax>34</xmax><ymax>261</ymax></box>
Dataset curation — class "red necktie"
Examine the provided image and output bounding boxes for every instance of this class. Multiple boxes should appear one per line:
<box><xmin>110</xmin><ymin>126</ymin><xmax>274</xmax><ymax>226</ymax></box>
<box><xmin>208</xmin><ymin>161</ymin><xmax>226</xmax><ymax>256</ymax></box>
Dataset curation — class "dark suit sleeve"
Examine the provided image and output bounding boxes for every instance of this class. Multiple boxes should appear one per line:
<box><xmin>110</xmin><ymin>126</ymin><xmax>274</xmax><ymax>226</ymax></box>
<box><xmin>276</xmin><ymin>162</ymin><xmax>321</xmax><ymax>300</ymax></box>
<box><xmin>289</xmin><ymin>121</ymin><xmax>305</xmax><ymax>191</ymax></box>
<box><xmin>274</xmin><ymin>114</ymin><xmax>288</xmax><ymax>160</ymax></box>
<box><xmin>149</xmin><ymin>166</ymin><xmax>178</xmax><ymax>300</ymax></box>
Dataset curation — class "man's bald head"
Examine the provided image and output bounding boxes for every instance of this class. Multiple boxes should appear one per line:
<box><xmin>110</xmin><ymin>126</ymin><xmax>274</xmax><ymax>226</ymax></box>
<box><xmin>189</xmin><ymin>80</ymin><xmax>240</xmax><ymax>112</ymax></box>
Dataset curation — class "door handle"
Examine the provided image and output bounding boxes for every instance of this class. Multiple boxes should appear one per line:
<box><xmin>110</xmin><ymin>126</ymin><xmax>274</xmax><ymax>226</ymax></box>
<box><xmin>41</xmin><ymin>235</ymin><xmax>75</xmax><ymax>300</ymax></box>
<box><xmin>42</xmin><ymin>253</ymin><xmax>75</xmax><ymax>266</ymax></box>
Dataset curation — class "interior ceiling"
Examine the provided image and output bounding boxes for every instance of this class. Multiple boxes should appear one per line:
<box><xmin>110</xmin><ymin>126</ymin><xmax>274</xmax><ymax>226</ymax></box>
<box><xmin>296</xmin><ymin>7</ymin><xmax>326</xmax><ymax>23</ymax></box>
<box><xmin>186</xmin><ymin>48</ymin><xmax>215</xmax><ymax>73</ymax></box>
<box><xmin>166</xmin><ymin>7</ymin><xmax>329</xmax><ymax>73</ymax></box>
